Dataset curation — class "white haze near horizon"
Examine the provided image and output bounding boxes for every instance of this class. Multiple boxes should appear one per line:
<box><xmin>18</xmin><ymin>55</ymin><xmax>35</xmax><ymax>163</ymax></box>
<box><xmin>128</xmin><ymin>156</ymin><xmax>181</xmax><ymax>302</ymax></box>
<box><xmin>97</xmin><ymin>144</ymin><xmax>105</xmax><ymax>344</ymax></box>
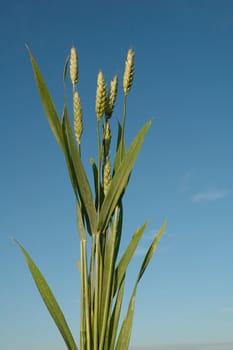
<box><xmin>41</xmin><ymin>344</ymin><xmax>233</xmax><ymax>350</ymax></box>
<box><xmin>39</xmin><ymin>342</ymin><xmax>233</xmax><ymax>350</ymax></box>
<box><xmin>130</xmin><ymin>343</ymin><xmax>233</xmax><ymax>350</ymax></box>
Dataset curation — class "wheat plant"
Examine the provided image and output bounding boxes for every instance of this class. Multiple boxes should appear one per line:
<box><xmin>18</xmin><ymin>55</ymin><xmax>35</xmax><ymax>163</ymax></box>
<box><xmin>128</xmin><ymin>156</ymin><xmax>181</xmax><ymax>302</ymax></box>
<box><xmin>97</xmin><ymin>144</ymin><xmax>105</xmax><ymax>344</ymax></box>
<box><xmin>14</xmin><ymin>46</ymin><xmax>166</xmax><ymax>350</ymax></box>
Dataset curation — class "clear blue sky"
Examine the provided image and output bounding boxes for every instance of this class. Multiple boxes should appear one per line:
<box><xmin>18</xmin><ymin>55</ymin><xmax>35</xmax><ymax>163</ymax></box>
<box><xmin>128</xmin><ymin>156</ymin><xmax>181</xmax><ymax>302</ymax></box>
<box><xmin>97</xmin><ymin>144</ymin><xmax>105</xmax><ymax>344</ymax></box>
<box><xmin>0</xmin><ymin>1</ymin><xmax>233</xmax><ymax>349</ymax></box>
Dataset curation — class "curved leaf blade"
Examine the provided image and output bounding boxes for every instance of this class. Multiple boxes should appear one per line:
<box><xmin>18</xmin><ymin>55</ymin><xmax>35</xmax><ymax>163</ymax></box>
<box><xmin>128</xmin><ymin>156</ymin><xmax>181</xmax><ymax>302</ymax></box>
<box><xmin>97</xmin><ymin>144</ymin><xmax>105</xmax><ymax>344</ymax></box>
<box><xmin>137</xmin><ymin>220</ymin><xmax>166</xmax><ymax>282</ymax></box>
<box><xmin>27</xmin><ymin>46</ymin><xmax>65</xmax><ymax>152</ymax></box>
<box><xmin>62</xmin><ymin>109</ymin><xmax>97</xmax><ymax>235</ymax></box>
<box><xmin>13</xmin><ymin>239</ymin><xmax>78</xmax><ymax>350</ymax></box>
<box><xmin>115</xmin><ymin>221</ymin><xmax>166</xmax><ymax>350</ymax></box>
<box><xmin>113</xmin><ymin>121</ymin><xmax>126</xmax><ymax>173</ymax></box>
<box><xmin>114</xmin><ymin>221</ymin><xmax>148</xmax><ymax>295</ymax></box>
<box><xmin>107</xmin><ymin>276</ymin><xmax>125</xmax><ymax>350</ymax></box>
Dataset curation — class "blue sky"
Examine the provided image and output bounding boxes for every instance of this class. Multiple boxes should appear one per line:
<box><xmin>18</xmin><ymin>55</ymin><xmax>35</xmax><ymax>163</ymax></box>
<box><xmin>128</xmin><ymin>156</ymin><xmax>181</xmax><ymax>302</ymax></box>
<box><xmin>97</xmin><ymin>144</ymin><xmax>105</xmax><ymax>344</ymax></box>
<box><xmin>0</xmin><ymin>0</ymin><xmax>233</xmax><ymax>349</ymax></box>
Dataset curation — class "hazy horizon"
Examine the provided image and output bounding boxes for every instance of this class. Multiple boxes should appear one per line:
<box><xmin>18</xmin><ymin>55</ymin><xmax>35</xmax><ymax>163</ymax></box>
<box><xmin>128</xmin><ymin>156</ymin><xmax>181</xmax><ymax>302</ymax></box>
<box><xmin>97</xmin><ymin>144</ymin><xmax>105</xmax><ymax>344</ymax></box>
<box><xmin>130</xmin><ymin>342</ymin><xmax>233</xmax><ymax>350</ymax></box>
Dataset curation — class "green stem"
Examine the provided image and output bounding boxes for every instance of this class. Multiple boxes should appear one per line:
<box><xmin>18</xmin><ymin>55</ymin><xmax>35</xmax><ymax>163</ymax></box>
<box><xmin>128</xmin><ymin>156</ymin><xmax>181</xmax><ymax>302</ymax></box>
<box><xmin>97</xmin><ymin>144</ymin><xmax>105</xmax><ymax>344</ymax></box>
<box><xmin>96</xmin><ymin>119</ymin><xmax>102</xmax><ymax>216</ymax></box>
<box><xmin>81</xmin><ymin>239</ymin><xmax>91</xmax><ymax>350</ymax></box>
<box><xmin>89</xmin><ymin>236</ymin><xmax>95</xmax><ymax>331</ymax></box>
<box><xmin>122</xmin><ymin>94</ymin><xmax>127</xmax><ymax>132</ymax></box>
<box><xmin>99</xmin><ymin>206</ymin><xmax>119</xmax><ymax>350</ymax></box>
<box><xmin>94</xmin><ymin>234</ymin><xmax>101</xmax><ymax>350</ymax></box>
<box><xmin>80</xmin><ymin>253</ymin><xmax>85</xmax><ymax>350</ymax></box>
<box><xmin>119</xmin><ymin>94</ymin><xmax>127</xmax><ymax>163</ymax></box>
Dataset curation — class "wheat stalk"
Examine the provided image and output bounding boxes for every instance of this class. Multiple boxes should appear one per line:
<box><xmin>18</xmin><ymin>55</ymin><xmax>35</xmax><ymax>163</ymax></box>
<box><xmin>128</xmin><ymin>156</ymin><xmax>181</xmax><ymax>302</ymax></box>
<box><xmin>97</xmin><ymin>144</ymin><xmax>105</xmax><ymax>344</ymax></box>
<box><xmin>17</xmin><ymin>45</ymin><xmax>166</xmax><ymax>350</ymax></box>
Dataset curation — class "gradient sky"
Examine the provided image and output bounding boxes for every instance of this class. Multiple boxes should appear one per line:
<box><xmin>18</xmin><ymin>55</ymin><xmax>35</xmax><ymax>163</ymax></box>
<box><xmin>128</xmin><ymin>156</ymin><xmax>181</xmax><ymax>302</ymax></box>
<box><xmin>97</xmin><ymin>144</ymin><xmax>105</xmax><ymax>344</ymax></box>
<box><xmin>0</xmin><ymin>1</ymin><xmax>233</xmax><ymax>349</ymax></box>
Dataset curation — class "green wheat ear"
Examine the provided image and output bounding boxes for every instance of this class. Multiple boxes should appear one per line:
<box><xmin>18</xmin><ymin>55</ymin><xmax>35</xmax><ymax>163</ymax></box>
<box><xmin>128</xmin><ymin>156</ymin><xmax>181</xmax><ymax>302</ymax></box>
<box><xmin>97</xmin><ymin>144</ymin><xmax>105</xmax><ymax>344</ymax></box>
<box><xmin>103</xmin><ymin>158</ymin><xmax>111</xmax><ymax>196</ymax></box>
<box><xmin>96</xmin><ymin>70</ymin><xmax>107</xmax><ymax>119</ymax></box>
<box><xmin>73</xmin><ymin>91</ymin><xmax>83</xmax><ymax>145</ymax></box>
<box><xmin>103</xmin><ymin>121</ymin><xmax>111</xmax><ymax>158</ymax></box>
<box><xmin>70</xmin><ymin>46</ymin><xmax>78</xmax><ymax>89</ymax></box>
<box><xmin>105</xmin><ymin>75</ymin><xmax>118</xmax><ymax>118</ymax></box>
<box><xmin>123</xmin><ymin>48</ymin><xmax>135</xmax><ymax>95</ymax></box>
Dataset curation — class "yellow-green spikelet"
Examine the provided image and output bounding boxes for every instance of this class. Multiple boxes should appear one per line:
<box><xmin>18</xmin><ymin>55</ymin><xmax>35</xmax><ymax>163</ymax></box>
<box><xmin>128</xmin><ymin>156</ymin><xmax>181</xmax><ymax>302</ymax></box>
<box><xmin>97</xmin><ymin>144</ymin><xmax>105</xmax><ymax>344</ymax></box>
<box><xmin>105</xmin><ymin>75</ymin><xmax>118</xmax><ymax>118</ymax></box>
<box><xmin>103</xmin><ymin>122</ymin><xmax>111</xmax><ymax>158</ymax></box>
<box><xmin>70</xmin><ymin>47</ymin><xmax>78</xmax><ymax>88</ymax></box>
<box><xmin>123</xmin><ymin>49</ymin><xmax>135</xmax><ymax>95</ymax></box>
<box><xmin>73</xmin><ymin>91</ymin><xmax>83</xmax><ymax>145</ymax></box>
<box><xmin>96</xmin><ymin>71</ymin><xmax>107</xmax><ymax>119</ymax></box>
<box><xmin>103</xmin><ymin>159</ymin><xmax>111</xmax><ymax>196</ymax></box>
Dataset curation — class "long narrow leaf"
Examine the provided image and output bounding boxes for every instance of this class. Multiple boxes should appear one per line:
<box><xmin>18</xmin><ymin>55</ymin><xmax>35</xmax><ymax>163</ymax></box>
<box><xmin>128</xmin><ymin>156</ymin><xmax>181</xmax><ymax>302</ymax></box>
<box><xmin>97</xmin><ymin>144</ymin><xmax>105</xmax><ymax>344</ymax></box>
<box><xmin>112</xmin><ymin>201</ymin><xmax>123</xmax><ymax>264</ymax></box>
<box><xmin>99</xmin><ymin>207</ymin><xmax>120</xmax><ymax>350</ymax></box>
<box><xmin>27</xmin><ymin>47</ymin><xmax>65</xmax><ymax>152</ymax></box>
<box><xmin>114</xmin><ymin>221</ymin><xmax>148</xmax><ymax>295</ymax></box>
<box><xmin>81</xmin><ymin>239</ymin><xmax>92</xmax><ymax>350</ymax></box>
<box><xmin>107</xmin><ymin>276</ymin><xmax>125</xmax><ymax>350</ymax></box>
<box><xmin>98</xmin><ymin>120</ymin><xmax>151</xmax><ymax>233</ymax></box>
<box><xmin>137</xmin><ymin>221</ymin><xmax>166</xmax><ymax>282</ymax></box>
<box><xmin>77</xmin><ymin>206</ymin><xmax>91</xmax><ymax>350</ymax></box>
<box><xmin>13</xmin><ymin>239</ymin><xmax>78</xmax><ymax>350</ymax></box>
<box><xmin>115</xmin><ymin>288</ymin><xmax>136</xmax><ymax>350</ymax></box>
<box><xmin>116</xmin><ymin>221</ymin><xmax>166</xmax><ymax>350</ymax></box>
<box><xmin>90</xmin><ymin>157</ymin><xmax>103</xmax><ymax>209</ymax></box>
<box><xmin>62</xmin><ymin>108</ymin><xmax>97</xmax><ymax>235</ymax></box>
<box><xmin>61</xmin><ymin>110</ymin><xmax>79</xmax><ymax>199</ymax></box>
<box><xmin>113</xmin><ymin>121</ymin><xmax>126</xmax><ymax>173</ymax></box>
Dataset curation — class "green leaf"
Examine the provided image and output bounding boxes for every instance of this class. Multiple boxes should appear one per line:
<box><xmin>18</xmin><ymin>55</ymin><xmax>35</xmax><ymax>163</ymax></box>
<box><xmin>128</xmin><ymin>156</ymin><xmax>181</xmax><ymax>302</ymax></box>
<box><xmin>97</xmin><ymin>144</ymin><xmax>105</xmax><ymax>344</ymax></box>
<box><xmin>99</xmin><ymin>207</ymin><xmax>120</xmax><ymax>350</ymax></box>
<box><xmin>107</xmin><ymin>276</ymin><xmax>125</xmax><ymax>350</ymax></box>
<box><xmin>98</xmin><ymin>120</ymin><xmax>151</xmax><ymax>233</ymax></box>
<box><xmin>27</xmin><ymin>46</ymin><xmax>65</xmax><ymax>152</ymax></box>
<box><xmin>80</xmin><ymin>239</ymin><xmax>92</xmax><ymax>350</ymax></box>
<box><xmin>76</xmin><ymin>200</ymin><xmax>87</xmax><ymax>241</ymax></box>
<box><xmin>61</xmin><ymin>109</ymin><xmax>79</xmax><ymax>199</ymax></box>
<box><xmin>13</xmin><ymin>239</ymin><xmax>78</xmax><ymax>350</ymax></box>
<box><xmin>137</xmin><ymin>221</ymin><xmax>166</xmax><ymax>282</ymax></box>
<box><xmin>113</xmin><ymin>121</ymin><xmax>126</xmax><ymax>173</ymax></box>
<box><xmin>62</xmin><ymin>108</ymin><xmax>97</xmax><ymax>235</ymax></box>
<box><xmin>115</xmin><ymin>288</ymin><xmax>136</xmax><ymax>350</ymax></box>
<box><xmin>90</xmin><ymin>157</ymin><xmax>104</xmax><ymax>209</ymax></box>
<box><xmin>114</xmin><ymin>221</ymin><xmax>148</xmax><ymax>294</ymax></box>
<box><xmin>63</xmin><ymin>55</ymin><xmax>69</xmax><ymax>84</ymax></box>
<box><xmin>112</xmin><ymin>201</ymin><xmax>123</xmax><ymax>262</ymax></box>
<box><xmin>115</xmin><ymin>221</ymin><xmax>166</xmax><ymax>350</ymax></box>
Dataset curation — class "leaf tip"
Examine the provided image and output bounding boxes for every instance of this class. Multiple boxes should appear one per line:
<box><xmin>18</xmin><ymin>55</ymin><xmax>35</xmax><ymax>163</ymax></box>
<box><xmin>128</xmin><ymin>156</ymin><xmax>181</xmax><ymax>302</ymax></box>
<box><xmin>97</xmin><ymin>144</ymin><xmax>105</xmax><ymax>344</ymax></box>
<box><xmin>10</xmin><ymin>236</ymin><xmax>16</xmax><ymax>244</ymax></box>
<box><xmin>25</xmin><ymin>43</ymin><xmax>32</xmax><ymax>56</ymax></box>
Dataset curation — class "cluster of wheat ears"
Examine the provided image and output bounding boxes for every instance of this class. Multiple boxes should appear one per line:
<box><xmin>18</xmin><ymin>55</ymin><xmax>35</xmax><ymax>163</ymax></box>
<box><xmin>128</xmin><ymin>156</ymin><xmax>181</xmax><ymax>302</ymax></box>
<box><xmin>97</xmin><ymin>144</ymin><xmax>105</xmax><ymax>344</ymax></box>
<box><xmin>13</xmin><ymin>46</ymin><xmax>166</xmax><ymax>350</ymax></box>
